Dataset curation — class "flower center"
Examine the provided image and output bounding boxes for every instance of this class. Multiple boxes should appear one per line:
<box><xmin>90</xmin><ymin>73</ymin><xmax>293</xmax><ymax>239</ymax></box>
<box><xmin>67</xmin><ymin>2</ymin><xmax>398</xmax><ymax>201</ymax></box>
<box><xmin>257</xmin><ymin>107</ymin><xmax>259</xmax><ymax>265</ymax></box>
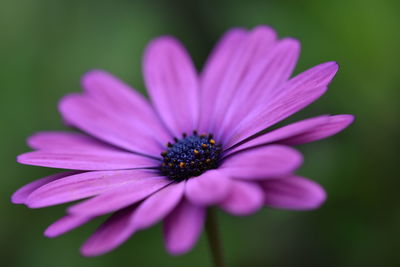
<box><xmin>160</xmin><ymin>131</ymin><xmax>222</xmax><ymax>182</ymax></box>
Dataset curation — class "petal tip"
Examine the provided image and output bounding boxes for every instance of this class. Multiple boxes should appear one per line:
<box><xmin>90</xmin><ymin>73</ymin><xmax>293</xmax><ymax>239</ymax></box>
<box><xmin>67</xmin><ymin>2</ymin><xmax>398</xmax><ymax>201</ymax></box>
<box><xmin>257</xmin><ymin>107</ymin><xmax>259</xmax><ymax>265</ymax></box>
<box><xmin>145</xmin><ymin>35</ymin><xmax>181</xmax><ymax>53</ymax></box>
<box><xmin>326</xmin><ymin>61</ymin><xmax>339</xmax><ymax>73</ymax></box>
<box><xmin>11</xmin><ymin>192</ymin><xmax>24</xmax><ymax>204</ymax></box>
<box><xmin>81</xmin><ymin>69</ymin><xmax>109</xmax><ymax>88</ymax></box>
<box><xmin>43</xmin><ymin>227</ymin><xmax>57</xmax><ymax>238</ymax></box>
<box><xmin>16</xmin><ymin>153</ymin><xmax>29</xmax><ymax>165</ymax></box>
<box><xmin>80</xmin><ymin>246</ymin><xmax>99</xmax><ymax>258</ymax></box>
<box><xmin>26</xmin><ymin>132</ymin><xmax>42</xmax><ymax>148</ymax></box>
<box><xmin>25</xmin><ymin>201</ymin><xmax>40</xmax><ymax>209</ymax></box>
<box><xmin>291</xmin><ymin>149</ymin><xmax>304</xmax><ymax>171</ymax></box>
<box><xmin>281</xmin><ymin>37</ymin><xmax>301</xmax><ymax>48</ymax></box>
<box><xmin>335</xmin><ymin>114</ymin><xmax>355</xmax><ymax>125</ymax></box>
<box><xmin>165</xmin><ymin>244</ymin><xmax>191</xmax><ymax>256</ymax></box>
<box><xmin>251</xmin><ymin>25</ymin><xmax>277</xmax><ymax>37</ymax></box>
<box><xmin>57</xmin><ymin>93</ymin><xmax>81</xmax><ymax>115</ymax></box>
<box><xmin>307</xmin><ymin>186</ymin><xmax>327</xmax><ymax>210</ymax></box>
<box><xmin>326</xmin><ymin>114</ymin><xmax>355</xmax><ymax>136</ymax></box>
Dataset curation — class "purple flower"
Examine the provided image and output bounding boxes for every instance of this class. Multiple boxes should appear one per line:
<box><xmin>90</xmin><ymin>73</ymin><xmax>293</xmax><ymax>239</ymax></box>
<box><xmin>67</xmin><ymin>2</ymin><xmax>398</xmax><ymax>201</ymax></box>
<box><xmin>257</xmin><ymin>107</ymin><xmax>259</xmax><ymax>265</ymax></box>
<box><xmin>12</xmin><ymin>25</ymin><xmax>353</xmax><ymax>257</ymax></box>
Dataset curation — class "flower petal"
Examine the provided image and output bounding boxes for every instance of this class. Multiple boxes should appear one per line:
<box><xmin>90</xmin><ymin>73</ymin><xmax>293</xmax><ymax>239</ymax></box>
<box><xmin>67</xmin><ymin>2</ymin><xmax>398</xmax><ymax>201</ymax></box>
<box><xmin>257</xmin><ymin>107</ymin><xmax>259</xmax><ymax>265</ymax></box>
<box><xmin>163</xmin><ymin>200</ymin><xmax>205</xmax><ymax>255</ymax></box>
<box><xmin>260</xmin><ymin>176</ymin><xmax>326</xmax><ymax>210</ymax></box>
<box><xmin>219</xmin><ymin>180</ymin><xmax>264</xmax><ymax>216</ymax></box>
<box><xmin>198</xmin><ymin>27</ymin><xmax>247</xmax><ymax>133</ymax></box>
<box><xmin>17</xmin><ymin>150</ymin><xmax>157</xmax><ymax>171</ymax></box>
<box><xmin>45</xmin><ymin>214</ymin><xmax>91</xmax><ymax>238</ymax></box>
<box><xmin>225</xmin><ymin>116</ymin><xmax>329</xmax><ymax>156</ymax></box>
<box><xmin>80</xmin><ymin>206</ymin><xmax>137</xmax><ymax>257</ymax></box>
<box><xmin>204</xmin><ymin>26</ymin><xmax>277</xmax><ymax>135</ymax></box>
<box><xmin>132</xmin><ymin>182</ymin><xmax>184</xmax><ymax>230</ymax></box>
<box><xmin>68</xmin><ymin>177</ymin><xmax>169</xmax><ymax>217</ymax></box>
<box><xmin>27</xmin><ymin>131</ymin><xmax>121</xmax><ymax>151</ymax></box>
<box><xmin>226</xmin><ymin>62</ymin><xmax>339</xmax><ymax>148</ymax></box>
<box><xmin>11</xmin><ymin>171</ymin><xmax>79</xmax><ymax>204</ymax></box>
<box><xmin>218</xmin><ymin>37</ymin><xmax>300</xmax><ymax>141</ymax></box>
<box><xmin>59</xmin><ymin>93</ymin><xmax>164</xmax><ymax>156</ymax></box>
<box><xmin>82</xmin><ymin>70</ymin><xmax>171</xmax><ymax>147</ymax></box>
<box><xmin>225</xmin><ymin>115</ymin><xmax>354</xmax><ymax>156</ymax></box>
<box><xmin>221</xmin><ymin>145</ymin><xmax>302</xmax><ymax>180</ymax></box>
<box><xmin>143</xmin><ymin>37</ymin><xmax>199</xmax><ymax>136</ymax></box>
<box><xmin>26</xmin><ymin>170</ymin><xmax>156</xmax><ymax>208</ymax></box>
<box><xmin>279</xmin><ymin>114</ymin><xmax>355</xmax><ymax>145</ymax></box>
<box><xmin>81</xmin><ymin>70</ymin><xmax>170</xmax><ymax>143</ymax></box>
<box><xmin>185</xmin><ymin>170</ymin><xmax>232</xmax><ymax>206</ymax></box>
<box><xmin>24</xmin><ymin>132</ymin><xmax>159</xmax><ymax>170</ymax></box>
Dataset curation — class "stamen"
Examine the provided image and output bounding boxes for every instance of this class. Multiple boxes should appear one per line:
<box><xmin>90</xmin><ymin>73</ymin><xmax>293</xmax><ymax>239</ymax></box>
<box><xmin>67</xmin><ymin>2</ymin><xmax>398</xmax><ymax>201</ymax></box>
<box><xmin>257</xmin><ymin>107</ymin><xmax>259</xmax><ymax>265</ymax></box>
<box><xmin>160</xmin><ymin>132</ymin><xmax>222</xmax><ymax>181</ymax></box>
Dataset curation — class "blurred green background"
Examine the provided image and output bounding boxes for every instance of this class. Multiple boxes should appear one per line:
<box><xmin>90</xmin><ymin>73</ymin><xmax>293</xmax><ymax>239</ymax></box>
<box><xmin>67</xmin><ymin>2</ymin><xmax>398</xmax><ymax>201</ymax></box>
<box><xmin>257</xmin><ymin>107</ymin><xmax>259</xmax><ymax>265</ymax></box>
<box><xmin>1</xmin><ymin>0</ymin><xmax>399</xmax><ymax>266</ymax></box>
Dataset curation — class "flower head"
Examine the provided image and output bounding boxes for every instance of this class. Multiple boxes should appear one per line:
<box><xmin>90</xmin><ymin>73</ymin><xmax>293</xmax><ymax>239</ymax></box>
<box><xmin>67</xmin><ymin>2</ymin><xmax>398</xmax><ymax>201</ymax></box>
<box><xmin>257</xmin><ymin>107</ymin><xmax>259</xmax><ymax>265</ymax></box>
<box><xmin>12</xmin><ymin>25</ymin><xmax>353</xmax><ymax>257</ymax></box>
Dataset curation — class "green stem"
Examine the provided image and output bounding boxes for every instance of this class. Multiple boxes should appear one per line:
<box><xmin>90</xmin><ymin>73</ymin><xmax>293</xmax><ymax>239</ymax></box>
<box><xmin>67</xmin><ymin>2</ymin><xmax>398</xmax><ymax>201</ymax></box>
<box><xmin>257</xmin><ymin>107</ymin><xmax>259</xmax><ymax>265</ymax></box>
<box><xmin>205</xmin><ymin>208</ymin><xmax>225</xmax><ymax>267</ymax></box>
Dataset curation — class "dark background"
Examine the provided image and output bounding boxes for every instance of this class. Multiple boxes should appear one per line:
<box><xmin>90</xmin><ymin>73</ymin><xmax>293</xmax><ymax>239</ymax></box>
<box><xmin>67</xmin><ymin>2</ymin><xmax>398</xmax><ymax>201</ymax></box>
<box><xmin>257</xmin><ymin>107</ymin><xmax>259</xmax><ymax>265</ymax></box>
<box><xmin>1</xmin><ymin>0</ymin><xmax>399</xmax><ymax>266</ymax></box>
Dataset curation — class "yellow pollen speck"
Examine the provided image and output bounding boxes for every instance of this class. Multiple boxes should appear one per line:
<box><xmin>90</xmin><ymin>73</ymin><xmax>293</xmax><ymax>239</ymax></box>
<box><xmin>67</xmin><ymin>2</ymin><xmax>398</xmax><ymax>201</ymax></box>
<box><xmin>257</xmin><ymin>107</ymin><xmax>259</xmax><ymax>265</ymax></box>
<box><xmin>205</xmin><ymin>158</ymin><xmax>211</xmax><ymax>164</ymax></box>
<box><xmin>179</xmin><ymin>162</ymin><xmax>186</xmax><ymax>168</ymax></box>
<box><xmin>193</xmin><ymin>149</ymin><xmax>199</xmax><ymax>155</ymax></box>
<box><xmin>201</xmin><ymin>144</ymin><xmax>208</xmax><ymax>148</ymax></box>
<box><xmin>209</xmin><ymin>139</ymin><xmax>216</xmax><ymax>145</ymax></box>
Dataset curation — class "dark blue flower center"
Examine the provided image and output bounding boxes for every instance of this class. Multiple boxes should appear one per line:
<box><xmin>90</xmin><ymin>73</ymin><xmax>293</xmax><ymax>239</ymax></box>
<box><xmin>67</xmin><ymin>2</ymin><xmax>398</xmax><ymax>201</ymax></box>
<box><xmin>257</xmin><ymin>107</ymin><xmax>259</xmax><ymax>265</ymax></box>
<box><xmin>160</xmin><ymin>131</ymin><xmax>222</xmax><ymax>182</ymax></box>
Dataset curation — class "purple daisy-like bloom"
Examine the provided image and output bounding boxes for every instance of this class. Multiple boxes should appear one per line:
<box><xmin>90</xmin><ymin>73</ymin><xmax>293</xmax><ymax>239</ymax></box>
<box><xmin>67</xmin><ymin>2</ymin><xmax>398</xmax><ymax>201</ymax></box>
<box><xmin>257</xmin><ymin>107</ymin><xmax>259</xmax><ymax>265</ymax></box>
<box><xmin>12</xmin><ymin>25</ymin><xmax>353</xmax><ymax>257</ymax></box>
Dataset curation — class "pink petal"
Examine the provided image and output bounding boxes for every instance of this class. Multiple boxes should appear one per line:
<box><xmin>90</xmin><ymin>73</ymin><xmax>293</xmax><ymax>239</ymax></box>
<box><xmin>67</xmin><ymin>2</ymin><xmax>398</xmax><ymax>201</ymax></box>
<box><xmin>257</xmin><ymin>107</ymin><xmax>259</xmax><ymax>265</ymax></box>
<box><xmin>198</xmin><ymin>28</ymin><xmax>247</xmax><ymax>133</ymax></box>
<box><xmin>17</xmin><ymin>149</ymin><xmax>157</xmax><ymax>171</ymax></box>
<box><xmin>225</xmin><ymin>116</ymin><xmax>329</xmax><ymax>156</ymax></box>
<box><xmin>24</xmin><ymin>131</ymin><xmax>159</xmax><ymax>170</ymax></box>
<box><xmin>132</xmin><ymin>182</ymin><xmax>184</xmax><ymax>230</ymax></box>
<box><xmin>80</xmin><ymin>206</ymin><xmax>137</xmax><ymax>257</ymax></box>
<box><xmin>218</xmin><ymin>37</ymin><xmax>300</xmax><ymax>141</ymax></box>
<box><xmin>11</xmin><ymin>171</ymin><xmax>79</xmax><ymax>204</ymax></box>
<box><xmin>251</xmin><ymin>38</ymin><xmax>301</xmax><ymax>100</ymax></box>
<box><xmin>45</xmin><ymin>214</ymin><xmax>91</xmax><ymax>238</ymax></box>
<box><xmin>163</xmin><ymin>200</ymin><xmax>205</xmax><ymax>255</ymax></box>
<box><xmin>260</xmin><ymin>176</ymin><xmax>326</xmax><ymax>210</ymax></box>
<box><xmin>220</xmin><ymin>145</ymin><xmax>302</xmax><ymax>180</ymax></box>
<box><xmin>27</xmin><ymin>131</ymin><xmax>121</xmax><ymax>151</ymax></box>
<box><xmin>206</xmin><ymin>26</ymin><xmax>277</xmax><ymax>135</ymax></box>
<box><xmin>219</xmin><ymin>180</ymin><xmax>264</xmax><ymax>216</ymax></box>
<box><xmin>143</xmin><ymin>37</ymin><xmax>199</xmax><ymax>136</ymax></box>
<box><xmin>26</xmin><ymin>170</ymin><xmax>156</xmax><ymax>208</ymax></box>
<box><xmin>226</xmin><ymin>62</ymin><xmax>339</xmax><ymax>148</ymax></box>
<box><xmin>280</xmin><ymin>114</ymin><xmax>355</xmax><ymax>145</ymax></box>
<box><xmin>81</xmin><ymin>70</ymin><xmax>170</xmax><ymax>145</ymax></box>
<box><xmin>68</xmin><ymin>177</ymin><xmax>169</xmax><ymax>217</ymax></box>
<box><xmin>59</xmin><ymin>93</ymin><xmax>164</xmax><ymax>156</ymax></box>
<box><xmin>225</xmin><ymin>115</ymin><xmax>354</xmax><ymax>156</ymax></box>
<box><xmin>185</xmin><ymin>170</ymin><xmax>232</xmax><ymax>206</ymax></box>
